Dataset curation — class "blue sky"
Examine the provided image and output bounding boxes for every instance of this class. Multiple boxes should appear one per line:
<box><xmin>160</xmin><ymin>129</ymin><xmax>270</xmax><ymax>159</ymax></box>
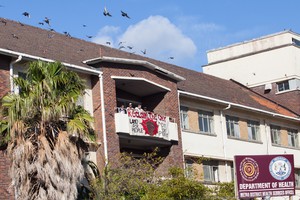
<box><xmin>1</xmin><ymin>0</ymin><xmax>300</xmax><ymax>71</ymax></box>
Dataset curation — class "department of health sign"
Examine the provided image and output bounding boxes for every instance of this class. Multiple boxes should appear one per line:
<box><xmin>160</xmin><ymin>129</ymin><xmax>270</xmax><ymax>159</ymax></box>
<box><xmin>234</xmin><ymin>154</ymin><xmax>295</xmax><ymax>199</ymax></box>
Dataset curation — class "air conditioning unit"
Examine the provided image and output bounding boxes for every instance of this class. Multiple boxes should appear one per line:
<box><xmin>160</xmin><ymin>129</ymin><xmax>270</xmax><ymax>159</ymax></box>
<box><xmin>264</xmin><ymin>83</ymin><xmax>272</xmax><ymax>93</ymax></box>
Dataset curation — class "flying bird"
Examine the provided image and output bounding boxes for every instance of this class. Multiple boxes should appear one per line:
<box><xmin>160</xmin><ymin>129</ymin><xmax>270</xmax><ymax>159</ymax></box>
<box><xmin>86</xmin><ymin>35</ymin><xmax>93</xmax><ymax>38</ymax></box>
<box><xmin>83</xmin><ymin>24</ymin><xmax>87</xmax><ymax>27</ymax></box>
<box><xmin>44</xmin><ymin>17</ymin><xmax>50</xmax><ymax>26</ymax></box>
<box><xmin>38</xmin><ymin>22</ymin><xmax>44</xmax><ymax>25</ymax></box>
<box><xmin>121</xmin><ymin>11</ymin><xmax>130</xmax><ymax>19</ymax></box>
<box><xmin>22</xmin><ymin>12</ymin><xmax>30</xmax><ymax>18</ymax></box>
<box><xmin>141</xmin><ymin>49</ymin><xmax>146</xmax><ymax>55</ymax></box>
<box><xmin>127</xmin><ymin>46</ymin><xmax>133</xmax><ymax>50</ymax></box>
<box><xmin>168</xmin><ymin>57</ymin><xmax>174</xmax><ymax>59</ymax></box>
<box><xmin>103</xmin><ymin>7</ymin><xmax>112</xmax><ymax>17</ymax></box>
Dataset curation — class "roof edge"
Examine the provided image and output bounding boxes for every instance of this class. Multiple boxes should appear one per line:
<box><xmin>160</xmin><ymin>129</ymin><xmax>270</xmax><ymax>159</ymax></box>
<box><xmin>178</xmin><ymin>90</ymin><xmax>300</xmax><ymax>121</ymax></box>
<box><xmin>0</xmin><ymin>47</ymin><xmax>102</xmax><ymax>75</ymax></box>
<box><xmin>83</xmin><ymin>56</ymin><xmax>185</xmax><ymax>82</ymax></box>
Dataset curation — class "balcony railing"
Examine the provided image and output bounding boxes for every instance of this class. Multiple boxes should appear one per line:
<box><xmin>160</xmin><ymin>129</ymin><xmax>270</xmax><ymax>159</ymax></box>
<box><xmin>115</xmin><ymin>109</ymin><xmax>178</xmax><ymax>141</ymax></box>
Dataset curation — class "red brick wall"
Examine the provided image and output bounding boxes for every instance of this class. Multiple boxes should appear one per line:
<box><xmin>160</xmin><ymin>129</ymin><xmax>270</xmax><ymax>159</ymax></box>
<box><xmin>93</xmin><ymin>62</ymin><xmax>184</xmax><ymax>174</ymax></box>
<box><xmin>0</xmin><ymin>151</ymin><xmax>13</xmax><ymax>200</ymax></box>
<box><xmin>0</xmin><ymin>55</ymin><xmax>14</xmax><ymax>199</ymax></box>
<box><xmin>0</xmin><ymin>55</ymin><xmax>11</xmax><ymax>98</ymax></box>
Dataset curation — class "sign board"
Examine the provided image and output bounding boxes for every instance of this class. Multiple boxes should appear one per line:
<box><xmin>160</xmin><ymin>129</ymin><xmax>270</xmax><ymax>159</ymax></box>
<box><xmin>234</xmin><ymin>154</ymin><xmax>295</xmax><ymax>199</ymax></box>
<box><xmin>127</xmin><ymin>110</ymin><xmax>169</xmax><ymax>140</ymax></box>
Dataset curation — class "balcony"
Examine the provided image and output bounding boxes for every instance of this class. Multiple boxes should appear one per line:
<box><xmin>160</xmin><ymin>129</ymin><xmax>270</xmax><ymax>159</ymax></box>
<box><xmin>115</xmin><ymin>110</ymin><xmax>178</xmax><ymax>142</ymax></box>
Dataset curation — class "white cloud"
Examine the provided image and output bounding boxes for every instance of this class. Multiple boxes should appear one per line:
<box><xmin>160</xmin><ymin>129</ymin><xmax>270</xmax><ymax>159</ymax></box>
<box><xmin>92</xmin><ymin>15</ymin><xmax>197</xmax><ymax>65</ymax></box>
<box><xmin>92</xmin><ymin>25</ymin><xmax>120</xmax><ymax>46</ymax></box>
<box><xmin>118</xmin><ymin>15</ymin><xmax>197</xmax><ymax>62</ymax></box>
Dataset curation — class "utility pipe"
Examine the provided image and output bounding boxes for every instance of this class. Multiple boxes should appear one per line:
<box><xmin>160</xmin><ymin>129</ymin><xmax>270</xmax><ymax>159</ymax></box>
<box><xmin>9</xmin><ymin>55</ymin><xmax>22</xmax><ymax>92</ymax></box>
<box><xmin>99</xmin><ymin>74</ymin><xmax>108</xmax><ymax>164</ymax></box>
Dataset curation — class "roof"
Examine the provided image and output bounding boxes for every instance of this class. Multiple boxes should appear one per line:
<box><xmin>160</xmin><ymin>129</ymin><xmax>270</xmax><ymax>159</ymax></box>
<box><xmin>0</xmin><ymin>17</ymin><xmax>298</xmax><ymax>119</ymax></box>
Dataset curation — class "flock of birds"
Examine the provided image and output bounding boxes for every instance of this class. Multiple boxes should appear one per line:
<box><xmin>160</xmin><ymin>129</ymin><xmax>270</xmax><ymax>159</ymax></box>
<box><xmin>0</xmin><ymin>5</ymin><xmax>175</xmax><ymax>60</ymax></box>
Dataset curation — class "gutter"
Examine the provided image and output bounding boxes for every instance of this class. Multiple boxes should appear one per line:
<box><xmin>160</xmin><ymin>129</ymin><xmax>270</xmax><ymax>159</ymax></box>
<box><xmin>9</xmin><ymin>55</ymin><xmax>22</xmax><ymax>92</ymax></box>
<box><xmin>0</xmin><ymin>48</ymin><xmax>100</xmax><ymax>75</ymax></box>
<box><xmin>178</xmin><ymin>90</ymin><xmax>300</xmax><ymax>121</ymax></box>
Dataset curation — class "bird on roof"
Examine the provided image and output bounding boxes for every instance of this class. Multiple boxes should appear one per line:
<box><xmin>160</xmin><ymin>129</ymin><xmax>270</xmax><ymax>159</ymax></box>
<box><xmin>48</xmin><ymin>33</ymin><xmax>55</xmax><ymax>38</ymax></box>
<box><xmin>38</xmin><ymin>22</ymin><xmax>44</xmax><ymax>25</ymax></box>
<box><xmin>12</xmin><ymin>34</ymin><xmax>19</xmax><ymax>39</ymax></box>
<box><xmin>141</xmin><ymin>49</ymin><xmax>146</xmax><ymax>55</ymax></box>
<box><xmin>63</xmin><ymin>32</ymin><xmax>71</xmax><ymax>37</ymax></box>
<box><xmin>0</xmin><ymin>19</ymin><xmax>7</xmax><ymax>25</ymax></box>
<box><xmin>119</xmin><ymin>46</ymin><xmax>125</xmax><ymax>50</ymax></box>
<box><xmin>22</xmin><ymin>12</ymin><xmax>30</xmax><ymax>18</ymax></box>
<box><xmin>106</xmin><ymin>41</ymin><xmax>111</xmax><ymax>45</ymax></box>
<box><xmin>127</xmin><ymin>46</ymin><xmax>133</xmax><ymax>50</ymax></box>
<box><xmin>103</xmin><ymin>7</ymin><xmax>112</xmax><ymax>17</ymax></box>
<box><xmin>121</xmin><ymin>11</ymin><xmax>130</xmax><ymax>19</ymax></box>
<box><xmin>18</xmin><ymin>21</ymin><xmax>24</xmax><ymax>26</ymax></box>
<box><xmin>44</xmin><ymin>17</ymin><xmax>50</xmax><ymax>26</ymax></box>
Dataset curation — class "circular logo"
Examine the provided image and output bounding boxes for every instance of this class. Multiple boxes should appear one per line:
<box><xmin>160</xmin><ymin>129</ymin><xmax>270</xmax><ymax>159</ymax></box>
<box><xmin>239</xmin><ymin>157</ymin><xmax>260</xmax><ymax>181</ymax></box>
<box><xmin>269</xmin><ymin>156</ymin><xmax>291</xmax><ymax>180</ymax></box>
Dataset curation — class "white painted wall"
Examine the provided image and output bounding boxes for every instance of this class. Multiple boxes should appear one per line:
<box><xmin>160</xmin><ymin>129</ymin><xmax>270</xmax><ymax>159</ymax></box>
<box><xmin>204</xmin><ymin>31</ymin><xmax>300</xmax><ymax>87</ymax></box>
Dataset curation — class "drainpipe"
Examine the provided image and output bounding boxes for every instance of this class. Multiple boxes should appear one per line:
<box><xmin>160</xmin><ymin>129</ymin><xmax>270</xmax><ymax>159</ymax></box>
<box><xmin>9</xmin><ymin>55</ymin><xmax>22</xmax><ymax>92</ymax></box>
<box><xmin>220</xmin><ymin>104</ymin><xmax>231</xmax><ymax>182</ymax></box>
<box><xmin>99</xmin><ymin>74</ymin><xmax>108</xmax><ymax>165</ymax></box>
<box><xmin>264</xmin><ymin>120</ymin><xmax>269</xmax><ymax>155</ymax></box>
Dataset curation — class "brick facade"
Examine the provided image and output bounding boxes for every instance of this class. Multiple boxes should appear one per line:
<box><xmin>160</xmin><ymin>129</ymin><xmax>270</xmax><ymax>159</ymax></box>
<box><xmin>0</xmin><ymin>55</ymin><xmax>14</xmax><ymax>200</ymax></box>
<box><xmin>93</xmin><ymin>62</ymin><xmax>184</xmax><ymax>174</ymax></box>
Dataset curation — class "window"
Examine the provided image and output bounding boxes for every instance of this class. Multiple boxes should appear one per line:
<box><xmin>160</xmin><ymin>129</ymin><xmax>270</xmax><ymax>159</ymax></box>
<box><xmin>288</xmin><ymin>129</ymin><xmax>299</xmax><ymax>148</ymax></box>
<box><xmin>292</xmin><ymin>38</ymin><xmax>300</xmax><ymax>46</ymax></box>
<box><xmin>203</xmin><ymin>160</ymin><xmax>219</xmax><ymax>183</ymax></box>
<box><xmin>247</xmin><ymin>120</ymin><xmax>260</xmax><ymax>141</ymax></box>
<box><xmin>226</xmin><ymin>115</ymin><xmax>240</xmax><ymax>138</ymax></box>
<box><xmin>295</xmin><ymin>169</ymin><xmax>300</xmax><ymax>188</ymax></box>
<box><xmin>180</xmin><ymin>106</ymin><xmax>189</xmax><ymax>130</ymax></box>
<box><xmin>185</xmin><ymin>161</ymin><xmax>194</xmax><ymax>179</ymax></box>
<box><xmin>277</xmin><ymin>80</ymin><xmax>290</xmax><ymax>92</ymax></box>
<box><xmin>270</xmin><ymin>125</ymin><xmax>281</xmax><ymax>145</ymax></box>
<box><xmin>198</xmin><ymin>110</ymin><xmax>214</xmax><ymax>134</ymax></box>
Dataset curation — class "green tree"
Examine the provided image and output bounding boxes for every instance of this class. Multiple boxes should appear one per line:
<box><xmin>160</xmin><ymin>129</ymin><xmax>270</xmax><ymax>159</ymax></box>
<box><xmin>0</xmin><ymin>61</ymin><xmax>94</xmax><ymax>200</ymax></box>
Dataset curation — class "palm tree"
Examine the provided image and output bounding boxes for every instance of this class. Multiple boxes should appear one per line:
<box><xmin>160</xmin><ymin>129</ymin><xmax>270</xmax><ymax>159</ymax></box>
<box><xmin>0</xmin><ymin>61</ymin><xmax>94</xmax><ymax>200</ymax></box>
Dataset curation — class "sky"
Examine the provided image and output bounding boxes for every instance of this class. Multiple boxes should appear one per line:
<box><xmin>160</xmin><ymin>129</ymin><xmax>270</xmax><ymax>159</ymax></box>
<box><xmin>1</xmin><ymin>0</ymin><xmax>300</xmax><ymax>72</ymax></box>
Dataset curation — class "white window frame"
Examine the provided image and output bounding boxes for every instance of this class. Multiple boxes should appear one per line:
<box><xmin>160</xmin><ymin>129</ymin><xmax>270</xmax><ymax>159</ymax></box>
<box><xmin>247</xmin><ymin>120</ymin><xmax>260</xmax><ymax>141</ymax></box>
<box><xmin>277</xmin><ymin>80</ymin><xmax>290</xmax><ymax>92</ymax></box>
<box><xmin>180</xmin><ymin>106</ymin><xmax>189</xmax><ymax>130</ymax></box>
<box><xmin>198</xmin><ymin>110</ymin><xmax>214</xmax><ymax>134</ymax></box>
<box><xmin>226</xmin><ymin>115</ymin><xmax>240</xmax><ymax>138</ymax></box>
<box><xmin>295</xmin><ymin>169</ymin><xmax>300</xmax><ymax>188</ymax></box>
<box><xmin>270</xmin><ymin>125</ymin><xmax>281</xmax><ymax>145</ymax></box>
<box><xmin>185</xmin><ymin>162</ymin><xmax>194</xmax><ymax>179</ymax></box>
<box><xmin>288</xmin><ymin>129</ymin><xmax>299</xmax><ymax>148</ymax></box>
<box><xmin>203</xmin><ymin>161</ymin><xmax>219</xmax><ymax>183</ymax></box>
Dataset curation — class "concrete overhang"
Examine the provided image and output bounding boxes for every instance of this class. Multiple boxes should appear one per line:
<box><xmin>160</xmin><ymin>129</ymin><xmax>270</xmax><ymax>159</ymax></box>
<box><xmin>83</xmin><ymin>56</ymin><xmax>185</xmax><ymax>82</ymax></box>
<box><xmin>112</xmin><ymin>76</ymin><xmax>170</xmax><ymax>97</ymax></box>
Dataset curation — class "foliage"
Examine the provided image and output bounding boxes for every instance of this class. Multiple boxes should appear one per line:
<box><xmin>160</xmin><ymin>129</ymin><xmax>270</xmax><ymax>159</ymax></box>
<box><xmin>210</xmin><ymin>182</ymin><xmax>236</xmax><ymax>200</ymax></box>
<box><xmin>90</xmin><ymin>150</ymin><xmax>213</xmax><ymax>200</ymax></box>
<box><xmin>91</xmin><ymin>149</ymin><xmax>163</xmax><ymax>200</ymax></box>
<box><xmin>0</xmin><ymin>61</ymin><xmax>94</xmax><ymax>200</ymax></box>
